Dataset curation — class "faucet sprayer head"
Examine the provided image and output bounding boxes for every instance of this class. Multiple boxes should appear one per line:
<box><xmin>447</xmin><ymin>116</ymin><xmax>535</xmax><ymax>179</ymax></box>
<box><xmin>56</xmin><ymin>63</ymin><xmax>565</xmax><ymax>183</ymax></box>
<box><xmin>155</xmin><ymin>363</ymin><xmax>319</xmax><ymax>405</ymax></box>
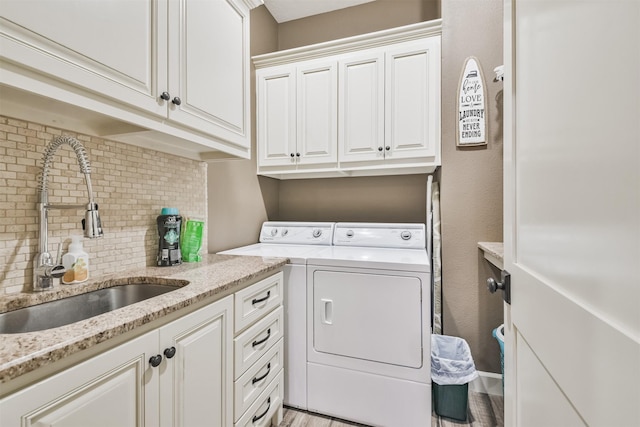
<box><xmin>83</xmin><ymin>203</ymin><xmax>103</xmax><ymax>238</ymax></box>
<box><xmin>34</xmin><ymin>135</ymin><xmax>103</xmax><ymax>291</ymax></box>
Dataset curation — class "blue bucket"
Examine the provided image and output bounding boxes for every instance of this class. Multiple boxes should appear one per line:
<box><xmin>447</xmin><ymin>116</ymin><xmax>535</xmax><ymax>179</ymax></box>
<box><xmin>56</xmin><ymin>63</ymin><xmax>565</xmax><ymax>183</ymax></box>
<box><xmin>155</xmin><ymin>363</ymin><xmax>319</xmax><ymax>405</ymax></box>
<box><xmin>492</xmin><ymin>324</ymin><xmax>504</xmax><ymax>389</ymax></box>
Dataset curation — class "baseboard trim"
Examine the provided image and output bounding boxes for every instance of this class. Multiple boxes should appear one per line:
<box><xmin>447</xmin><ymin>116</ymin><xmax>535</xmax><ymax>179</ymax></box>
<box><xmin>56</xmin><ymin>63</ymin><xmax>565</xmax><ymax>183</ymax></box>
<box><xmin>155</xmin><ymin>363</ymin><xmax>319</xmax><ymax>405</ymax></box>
<box><xmin>470</xmin><ymin>371</ymin><xmax>503</xmax><ymax>396</ymax></box>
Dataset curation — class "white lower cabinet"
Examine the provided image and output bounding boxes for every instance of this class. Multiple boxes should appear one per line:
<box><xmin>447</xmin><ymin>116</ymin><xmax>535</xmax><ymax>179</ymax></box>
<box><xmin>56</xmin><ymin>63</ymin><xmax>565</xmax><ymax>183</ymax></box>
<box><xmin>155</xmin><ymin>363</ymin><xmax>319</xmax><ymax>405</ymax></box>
<box><xmin>0</xmin><ymin>331</ymin><xmax>155</xmax><ymax>427</ymax></box>
<box><xmin>233</xmin><ymin>274</ymin><xmax>285</xmax><ymax>426</ymax></box>
<box><xmin>0</xmin><ymin>295</ymin><xmax>234</xmax><ymax>427</ymax></box>
<box><xmin>236</xmin><ymin>371</ymin><xmax>284</xmax><ymax>427</ymax></box>
<box><xmin>158</xmin><ymin>295</ymin><xmax>234</xmax><ymax>427</ymax></box>
<box><xmin>234</xmin><ymin>339</ymin><xmax>284</xmax><ymax>420</ymax></box>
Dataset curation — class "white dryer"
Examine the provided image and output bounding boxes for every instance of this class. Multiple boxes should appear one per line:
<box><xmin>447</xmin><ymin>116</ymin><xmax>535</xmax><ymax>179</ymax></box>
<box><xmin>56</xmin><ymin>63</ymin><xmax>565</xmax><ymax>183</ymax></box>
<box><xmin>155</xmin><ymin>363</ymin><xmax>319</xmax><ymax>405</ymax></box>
<box><xmin>306</xmin><ymin>223</ymin><xmax>432</xmax><ymax>427</ymax></box>
<box><xmin>218</xmin><ymin>222</ymin><xmax>334</xmax><ymax>410</ymax></box>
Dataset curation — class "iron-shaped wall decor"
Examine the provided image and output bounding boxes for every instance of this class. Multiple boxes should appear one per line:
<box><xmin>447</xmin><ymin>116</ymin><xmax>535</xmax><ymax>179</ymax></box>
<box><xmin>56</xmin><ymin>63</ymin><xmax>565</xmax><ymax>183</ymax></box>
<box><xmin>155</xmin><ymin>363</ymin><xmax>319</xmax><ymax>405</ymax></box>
<box><xmin>457</xmin><ymin>56</ymin><xmax>487</xmax><ymax>146</ymax></box>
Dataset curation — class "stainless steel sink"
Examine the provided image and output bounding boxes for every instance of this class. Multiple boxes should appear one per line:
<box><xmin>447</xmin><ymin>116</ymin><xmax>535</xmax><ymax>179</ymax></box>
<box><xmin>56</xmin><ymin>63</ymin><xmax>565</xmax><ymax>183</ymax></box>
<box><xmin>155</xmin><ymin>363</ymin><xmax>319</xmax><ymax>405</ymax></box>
<box><xmin>0</xmin><ymin>284</ymin><xmax>180</xmax><ymax>334</ymax></box>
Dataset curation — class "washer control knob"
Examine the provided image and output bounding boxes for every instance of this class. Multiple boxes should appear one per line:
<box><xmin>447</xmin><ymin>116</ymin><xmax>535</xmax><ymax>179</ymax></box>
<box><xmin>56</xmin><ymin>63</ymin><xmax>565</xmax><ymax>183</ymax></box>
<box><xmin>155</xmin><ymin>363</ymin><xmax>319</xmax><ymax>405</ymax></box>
<box><xmin>312</xmin><ymin>229</ymin><xmax>322</xmax><ymax>238</ymax></box>
<box><xmin>345</xmin><ymin>230</ymin><xmax>354</xmax><ymax>238</ymax></box>
<box><xmin>282</xmin><ymin>229</ymin><xmax>288</xmax><ymax>237</ymax></box>
<box><xmin>400</xmin><ymin>231</ymin><xmax>412</xmax><ymax>240</ymax></box>
<box><xmin>270</xmin><ymin>228</ymin><xmax>278</xmax><ymax>237</ymax></box>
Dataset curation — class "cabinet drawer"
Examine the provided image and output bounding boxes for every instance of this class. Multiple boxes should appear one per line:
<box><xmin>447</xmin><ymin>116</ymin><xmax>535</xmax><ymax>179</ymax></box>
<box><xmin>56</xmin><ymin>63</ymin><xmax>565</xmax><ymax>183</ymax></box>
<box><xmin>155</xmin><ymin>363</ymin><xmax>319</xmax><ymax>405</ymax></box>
<box><xmin>234</xmin><ymin>306</ymin><xmax>283</xmax><ymax>379</ymax></box>
<box><xmin>235</xmin><ymin>371</ymin><xmax>284</xmax><ymax>427</ymax></box>
<box><xmin>234</xmin><ymin>338</ymin><xmax>284</xmax><ymax>422</ymax></box>
<box><xmin>234</xmin><ymin>272</ymin><xmax>283</xmax><ymax>333</ymax></box>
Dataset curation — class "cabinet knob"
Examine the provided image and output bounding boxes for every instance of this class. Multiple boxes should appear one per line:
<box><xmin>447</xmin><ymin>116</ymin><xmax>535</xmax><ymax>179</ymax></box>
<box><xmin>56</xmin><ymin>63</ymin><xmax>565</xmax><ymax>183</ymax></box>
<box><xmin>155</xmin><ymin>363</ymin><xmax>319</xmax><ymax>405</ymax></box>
<box><xmin>160</xmin><ymin>92</ymin><xmax>170</xmax><ymax>101</ymax></box>
<box><xmin>296</xmin><ymin>153</ymin><xmax>300</xmax><ymax>157</ymax></box>
<box><xmin>378</xmin><ymin>147</ymin><xmax>383</xmax><ymax>152</ymax></box>
<box><xmin>149</xmin><ymin>354</ymin><xmax>163</xmax><ymax>367</ymax></box>
<box><xmin>172</xmin><ymin>97</ymin><xmax>182</xmax><ymax>106</ymax></box>
<box><xmin>164</xmin><ymin>346</ymin><xmax>176</xmax><ymax>359</ymax></box>
<box><xmin>385</xmin><ymin>146</ymin><xmax>390</xmax><ymax>151</ymax></box>
<box><xmin>290</xmin><ymin>153</ymin><xmax>295</xmax><ymax>158</ymax></box>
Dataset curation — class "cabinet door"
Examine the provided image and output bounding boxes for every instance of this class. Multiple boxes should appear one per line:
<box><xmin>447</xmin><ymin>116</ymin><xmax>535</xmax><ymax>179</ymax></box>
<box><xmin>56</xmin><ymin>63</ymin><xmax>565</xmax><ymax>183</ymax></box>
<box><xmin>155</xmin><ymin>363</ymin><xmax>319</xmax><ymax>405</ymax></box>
<box><xmin>297</xmin><ymin>59</ymin><xmax>338</xmax><ymax>166</ymax></box>
<box><xmin>167</xmin><ymin>0</ymin><xmax>250</xmax><ymax>148</ymax></box>
<box><xmin>338</xmin><ymin>50</ymin><xmax>385</xmax><ymax>164</ymax></box>
<box><xmin>385</xmin><ymin>38</ymin><xmax>441</xmax><ymax>160</ymax></box>
<box><xmin>256</xmin><ymin>65</ymin><xmax>297</xmax><ymax>168</ymax></box>
<box><xmin>0</xmin><ymin>0</ymin><xmax>166</xmax><ymax>117</ymax></box>
<box><xmin>159</xmin><ymin>295</ymin><xmax>233</xmax><ymax>427</ymax></box>
<box><xmin>0</xmin><ymin>331</ymin><xmax>158</xmax><ymax>427</ymax></box>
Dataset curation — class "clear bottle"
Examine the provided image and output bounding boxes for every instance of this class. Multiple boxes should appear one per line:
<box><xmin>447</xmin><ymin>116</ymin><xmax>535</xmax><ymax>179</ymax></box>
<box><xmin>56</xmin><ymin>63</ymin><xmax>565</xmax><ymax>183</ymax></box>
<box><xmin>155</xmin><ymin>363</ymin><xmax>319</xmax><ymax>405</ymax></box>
<box><xmin>62</xmin><ymin>235</ymin><xmax>89</xmax><ymax>284</ymax></box>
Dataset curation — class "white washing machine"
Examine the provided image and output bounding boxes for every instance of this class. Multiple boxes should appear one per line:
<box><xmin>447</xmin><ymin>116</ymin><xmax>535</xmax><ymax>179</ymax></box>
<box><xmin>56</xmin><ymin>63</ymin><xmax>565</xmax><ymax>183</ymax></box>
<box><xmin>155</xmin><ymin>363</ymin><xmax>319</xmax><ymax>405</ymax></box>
<box><xmin>218</xmin><ymin>222</ymin><xmax>334</xmax><ymax>410</ymax></box>
<box><xmin>306</xmin><ymin>223</ymin><xmax>432</xmax><ymax>427</ymax></box>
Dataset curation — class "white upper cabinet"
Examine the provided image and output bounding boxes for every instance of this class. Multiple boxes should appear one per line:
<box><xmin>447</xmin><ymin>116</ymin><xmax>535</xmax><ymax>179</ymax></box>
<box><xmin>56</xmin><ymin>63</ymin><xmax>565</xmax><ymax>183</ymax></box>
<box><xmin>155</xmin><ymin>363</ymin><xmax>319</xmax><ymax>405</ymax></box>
<box><xmin>296</xmin><ymin>59</ymin><xmax>338</xmax><ymax>166</ymax></box>
<box><xmin>257</xmin><ymin>58</ymin><xmax>338</xmax><ymax>171</ymax></box>
<box><xmin>385</xmin><ymin>38</ymin><xmax>440</xmax><ymax>160</ymax></box>
<box><xmin>0</xmin><ymin>0</ymin><xmax>258</xmax><ymax>160</ymax></box>
<box><xmin>253</xmin><ymin>20</ymin><xmax>442</xmax><ymax>179</ymax></box>
<box><xmin>167</xmin><ymin>0</ymin><xmax>250</xmax><ymax>148</ymax></box>
<box><xmin>0</xmin><ymin>0</ymin><xmax>165</xmax><ymax>115</ymax></box>
<box><xmin>257</xmin><ymin>65</ymin><xmax>297</xmax><ymax>167</ymax></box>
<box><xmin>339</xmin><ymin>49</ymin><xmax>385</xmax><ymax>164</ymax></box>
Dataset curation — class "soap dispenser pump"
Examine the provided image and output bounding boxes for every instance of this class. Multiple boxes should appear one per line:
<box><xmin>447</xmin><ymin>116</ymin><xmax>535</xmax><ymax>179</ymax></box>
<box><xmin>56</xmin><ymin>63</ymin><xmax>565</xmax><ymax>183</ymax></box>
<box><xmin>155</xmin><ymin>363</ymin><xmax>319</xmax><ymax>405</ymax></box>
<box><xmin>62</xmin><ymin>235</ymin><xmax>89</xmax><ymax>284</ymax></box>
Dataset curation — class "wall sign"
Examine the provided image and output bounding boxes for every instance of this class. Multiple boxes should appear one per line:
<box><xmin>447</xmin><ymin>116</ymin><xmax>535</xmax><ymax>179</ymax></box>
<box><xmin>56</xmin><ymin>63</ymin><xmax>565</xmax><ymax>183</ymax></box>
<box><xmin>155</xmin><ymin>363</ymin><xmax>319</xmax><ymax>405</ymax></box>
<box><xmin>457</xmin><ymin>57</ymin><xmax>487</xmax><ymax>146</ymax></box>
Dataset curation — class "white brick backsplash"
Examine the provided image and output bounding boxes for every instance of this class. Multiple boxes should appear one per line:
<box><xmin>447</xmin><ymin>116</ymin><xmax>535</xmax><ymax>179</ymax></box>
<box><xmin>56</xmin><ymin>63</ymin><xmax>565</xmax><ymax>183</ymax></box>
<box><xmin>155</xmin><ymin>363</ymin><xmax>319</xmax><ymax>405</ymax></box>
<box><xmin>0</xmin><ymin>116</ymin><xmax>208</xmax><ymax>294</ymax></box>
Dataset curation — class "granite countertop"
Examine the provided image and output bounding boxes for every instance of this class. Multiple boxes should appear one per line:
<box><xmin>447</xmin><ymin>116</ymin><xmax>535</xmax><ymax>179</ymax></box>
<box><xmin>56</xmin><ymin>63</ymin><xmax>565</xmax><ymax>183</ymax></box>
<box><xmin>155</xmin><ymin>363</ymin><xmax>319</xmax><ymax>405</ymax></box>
<box><xmin>478</xmin><ymin>242</ymin><xmax>504</xmax><ymax>269</ymax></box>
<box><xmin>0</xmin><ymin>254</ymin><xmax>287</xmax><ymax>385</ymax></box>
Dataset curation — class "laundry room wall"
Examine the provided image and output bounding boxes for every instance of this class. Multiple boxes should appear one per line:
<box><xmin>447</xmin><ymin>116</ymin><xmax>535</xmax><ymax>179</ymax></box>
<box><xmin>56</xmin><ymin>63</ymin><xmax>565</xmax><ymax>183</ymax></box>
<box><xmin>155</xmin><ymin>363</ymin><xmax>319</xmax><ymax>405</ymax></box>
<box><xmin>276</xmin><ymin>0</ymin><xmax>440</xmax><ymax>50</ymax></box>
<box><xmin>439</xmin><ymin>0</ymin><xmax>504</xmax><ymax>373</ymax></box>
<box><xmin>207</xmin><ymin>6</ymin><xmax>280</xmax><ymax>253</ymax></box>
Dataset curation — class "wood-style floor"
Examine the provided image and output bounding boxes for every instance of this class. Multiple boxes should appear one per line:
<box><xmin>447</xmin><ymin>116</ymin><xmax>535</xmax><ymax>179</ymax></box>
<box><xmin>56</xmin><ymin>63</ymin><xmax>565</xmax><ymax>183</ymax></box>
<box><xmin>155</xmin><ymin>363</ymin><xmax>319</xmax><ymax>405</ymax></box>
<box><xmin>279</xmin><ymin>392</ymin><xmax>504</xmax><ymax>427</ymax></box>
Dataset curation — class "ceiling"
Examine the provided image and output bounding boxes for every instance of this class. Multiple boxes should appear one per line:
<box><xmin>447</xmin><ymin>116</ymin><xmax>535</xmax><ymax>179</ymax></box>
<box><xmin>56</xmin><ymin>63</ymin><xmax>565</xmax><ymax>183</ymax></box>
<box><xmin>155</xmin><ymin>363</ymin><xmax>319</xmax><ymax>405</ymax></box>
<box><xmin>263</xmin><ymin>0</ymin><xmax>376</xmax><ymax>23</ymax></box>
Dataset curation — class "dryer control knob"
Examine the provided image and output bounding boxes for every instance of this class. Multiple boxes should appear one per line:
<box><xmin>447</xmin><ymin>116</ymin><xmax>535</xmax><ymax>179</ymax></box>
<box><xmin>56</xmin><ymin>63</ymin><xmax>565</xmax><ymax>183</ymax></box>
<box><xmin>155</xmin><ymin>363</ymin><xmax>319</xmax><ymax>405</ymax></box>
<box><xmin>312</xmin><ymin>229</ymin><xmax>322</xmax><ymax>238</ymax></box>
<box><xmin>401</xmin><ymin>231</ymin><xmax>412</xmax><ymax>240</ymax></box>
<box><xmin>345</xmin><ymin>230</ymin><xmax>354</xmax><ymax>238</ymax></box>
<box><xmin>282</xmin><ymin>229</ymin><xmax>289</xmax><ymax>236</ymax></box>
<box><xmin>270</xmin><ymin>228</ymin><xmax>278</xmax><ymax>237</ymax></box>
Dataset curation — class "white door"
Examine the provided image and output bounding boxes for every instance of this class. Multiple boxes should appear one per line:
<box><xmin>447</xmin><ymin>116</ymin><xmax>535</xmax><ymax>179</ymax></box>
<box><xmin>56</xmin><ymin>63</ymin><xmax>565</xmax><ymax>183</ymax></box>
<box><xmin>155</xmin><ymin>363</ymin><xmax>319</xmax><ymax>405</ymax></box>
<box><xmin>384</xmin><ymin>38</ymin><xmax>440</xmax><ymax>160</ymax></box>
<box><xmin>503</xmin><ymin>1</ymin><xmax>640</xmax><ymax>426</ymax></box>
<box><xmin>0</xmin><ymin>331</ymin><xmax>158</xmax><ymax>427</ymax></box>
<box><xmin>0</xmin><ymin>0</ymin><xmax>166</xmax><ymax>117</ymax></box>
<box><xmin>338</xmin><ymin>50</ymin><xmax>385</xmax><ymax>164</ymax></box>
<box><xmin>167</xmin><ymin>0</ymin><xmax>250</xmax><ymax>147</ymax></box>
<box><xmin>312</xmin><ymin>270</ymin><xmax>422</xmax><ymax>367</ymax></box>
<box><xmin>307</xmin><ymin>265</ymin><xmax>431</xmax><ymax>382</ymax></box>
<box><xmin>256</xmin><ymin>65</ymin><xmax>298</xmax><ymax>168</ymax></box>
<box><xmin>296</xmin><ymin>59</ymin><xmax>338</xmax><ymax>166</ymax></box>
<box><xmin>159</xmin><ymin>296</ymin><xmax>233</xmax><ymax>427</ymax></box>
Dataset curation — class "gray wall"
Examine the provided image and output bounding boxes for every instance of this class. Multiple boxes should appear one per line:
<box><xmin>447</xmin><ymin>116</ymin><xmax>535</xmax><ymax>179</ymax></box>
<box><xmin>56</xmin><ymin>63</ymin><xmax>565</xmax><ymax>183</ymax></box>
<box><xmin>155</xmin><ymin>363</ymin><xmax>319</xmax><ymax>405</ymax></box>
<box><xmin>207</xmin><ymin>6</ymin><xmax>280</xmax><ymax>253</ymax></box>
<box><xmin>440</xmin><ymin>0</ymin><xmax>504</xmax><ymax>372</ymax></box>
<box><xmin>208</xmin><ymin>0</ymin><xmax>504</xmax><ymax>373</ymax></box>
<box><xmin>277</xmin><ymin>0</ymin><xmax>440</xmax><ymax>50</ymax></box>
